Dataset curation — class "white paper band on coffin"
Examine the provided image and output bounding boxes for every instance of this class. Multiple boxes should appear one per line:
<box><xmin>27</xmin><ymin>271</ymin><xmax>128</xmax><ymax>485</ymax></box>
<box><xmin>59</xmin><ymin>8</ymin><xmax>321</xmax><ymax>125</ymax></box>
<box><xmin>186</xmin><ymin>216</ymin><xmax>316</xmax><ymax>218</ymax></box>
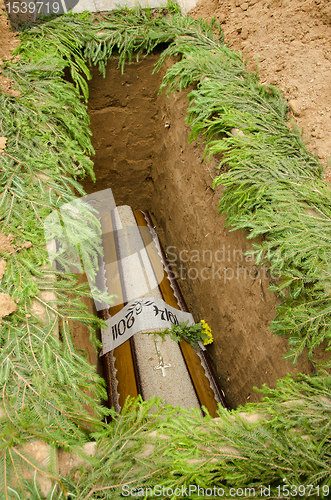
<box><xmin>101</xmin><ymin>297</ymin><xmax>194</xmax><ymax>354</ymax></box>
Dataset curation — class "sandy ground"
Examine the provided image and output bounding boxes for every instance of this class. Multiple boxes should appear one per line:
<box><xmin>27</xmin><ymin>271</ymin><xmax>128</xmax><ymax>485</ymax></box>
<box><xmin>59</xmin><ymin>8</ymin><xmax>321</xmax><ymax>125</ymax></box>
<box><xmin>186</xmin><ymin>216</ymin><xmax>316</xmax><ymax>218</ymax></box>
<box><xmin>190</xmin><ymin>0</ymin><xmax>331</xmax><ymax>177</ymax></box>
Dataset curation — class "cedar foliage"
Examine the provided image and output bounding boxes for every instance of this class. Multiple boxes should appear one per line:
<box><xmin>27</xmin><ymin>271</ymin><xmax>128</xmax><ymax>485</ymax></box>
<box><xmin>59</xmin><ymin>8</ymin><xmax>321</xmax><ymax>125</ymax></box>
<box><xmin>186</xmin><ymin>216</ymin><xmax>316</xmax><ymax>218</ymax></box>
<box><xmin>0</xmin><ymin>6</ymin><xmax>330</xmax><ymax>498</ymax></box>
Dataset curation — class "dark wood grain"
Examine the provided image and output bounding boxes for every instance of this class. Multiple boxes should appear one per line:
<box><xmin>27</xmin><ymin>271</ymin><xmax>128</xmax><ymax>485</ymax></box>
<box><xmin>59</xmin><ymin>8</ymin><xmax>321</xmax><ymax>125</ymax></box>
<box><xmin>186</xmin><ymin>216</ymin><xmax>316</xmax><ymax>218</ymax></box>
<box><xmin>133</xmin><ymin>209</ymin><xmax>220</xmax><ymax>417</ymax></box>
<box><xmin>100</xmin><ymin>212</ymin><xmax>138</xmax><ymax>409</ymax></box>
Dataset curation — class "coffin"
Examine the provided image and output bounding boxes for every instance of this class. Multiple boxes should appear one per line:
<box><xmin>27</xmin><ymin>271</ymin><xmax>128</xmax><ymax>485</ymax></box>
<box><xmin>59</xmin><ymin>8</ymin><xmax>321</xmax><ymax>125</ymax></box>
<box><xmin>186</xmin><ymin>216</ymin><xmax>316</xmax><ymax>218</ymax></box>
<box><xmin>99</xmin><ymin>206</ymin><xmax>228</xmax><ymax>416</ymax></box>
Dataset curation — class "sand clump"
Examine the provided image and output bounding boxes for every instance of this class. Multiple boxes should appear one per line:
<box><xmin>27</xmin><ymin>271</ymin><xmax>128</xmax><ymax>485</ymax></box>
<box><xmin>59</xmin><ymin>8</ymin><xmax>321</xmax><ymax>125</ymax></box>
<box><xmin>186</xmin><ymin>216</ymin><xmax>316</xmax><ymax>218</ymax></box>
<box><xmin>0</xmin><ymin>259</ymin><xmax>6</xmax><ymax>280</ymax></box>
<box><xmin>0</xmin><ymin>232</ymin><xmax>15</xmax><ymax>254</ymax></box>
<box><xmin>0</xmin><ymin>292</ymin><xmax>17</xmax><ymax>319</ymax></box>
<box><xmin>0</xmin><ymin>235</ymin><xmax>16</xmax><ymax>319</ymax></box>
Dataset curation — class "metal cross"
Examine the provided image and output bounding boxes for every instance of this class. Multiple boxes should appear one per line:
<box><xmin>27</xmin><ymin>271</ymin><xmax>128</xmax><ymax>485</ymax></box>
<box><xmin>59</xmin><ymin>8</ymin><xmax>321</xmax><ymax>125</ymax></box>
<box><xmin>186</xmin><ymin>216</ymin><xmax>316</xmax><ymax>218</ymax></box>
<box><xmin>154</xmin><ymin>360</ymin><xmax>172</xmax><ymax>377</ymax></box>
<box><xmin>153</xmin><ymin>338</ymin><xmax>171</xmax><ymax>377</ymax></box>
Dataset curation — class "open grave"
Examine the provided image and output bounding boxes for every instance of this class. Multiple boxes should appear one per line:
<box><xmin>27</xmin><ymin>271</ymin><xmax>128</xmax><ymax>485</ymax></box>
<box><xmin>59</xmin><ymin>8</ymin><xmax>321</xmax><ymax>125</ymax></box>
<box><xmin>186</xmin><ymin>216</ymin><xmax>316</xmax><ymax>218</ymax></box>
<box><xmin>73</xmin><ymin>54</ymin><xmax>316</xmax><ymax>409</ymax></box>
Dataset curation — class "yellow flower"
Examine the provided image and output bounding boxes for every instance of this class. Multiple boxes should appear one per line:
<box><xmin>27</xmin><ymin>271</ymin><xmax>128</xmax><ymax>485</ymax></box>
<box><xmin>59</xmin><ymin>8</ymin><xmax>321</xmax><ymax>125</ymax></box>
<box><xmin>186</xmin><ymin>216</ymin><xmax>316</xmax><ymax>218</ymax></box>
<box><xmin>200</xmin><ymin>320</ymin><xmax>213</xmax><ymax>345</ymax></box>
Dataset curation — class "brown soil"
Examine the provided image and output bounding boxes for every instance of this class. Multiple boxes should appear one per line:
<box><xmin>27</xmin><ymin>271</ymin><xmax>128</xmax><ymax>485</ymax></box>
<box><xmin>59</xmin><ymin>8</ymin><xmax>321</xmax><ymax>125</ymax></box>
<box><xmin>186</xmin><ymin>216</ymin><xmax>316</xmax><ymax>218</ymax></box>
<box><xmin>0</xmin><ymin>232</ymin><xmax>15</xmax><ymax>254</ymax></box>
<box><xmin>0</xmin><ymin>260</ymin><xmax>6</xmax><ymax>280</ymax></box>
<box><xmin>0</xmin><ymin>292</ymin><xmax>17</xmax><ymax>319</ymax></box>
<box><xmin>190</xmin><ymin>0</ymin><xmax>331</xmax><ymax>176</ymax></box>
<box><xmin>0</xmin><ymin>234</ymin><xmax>16</xmax><ymax>319</ymax></box>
